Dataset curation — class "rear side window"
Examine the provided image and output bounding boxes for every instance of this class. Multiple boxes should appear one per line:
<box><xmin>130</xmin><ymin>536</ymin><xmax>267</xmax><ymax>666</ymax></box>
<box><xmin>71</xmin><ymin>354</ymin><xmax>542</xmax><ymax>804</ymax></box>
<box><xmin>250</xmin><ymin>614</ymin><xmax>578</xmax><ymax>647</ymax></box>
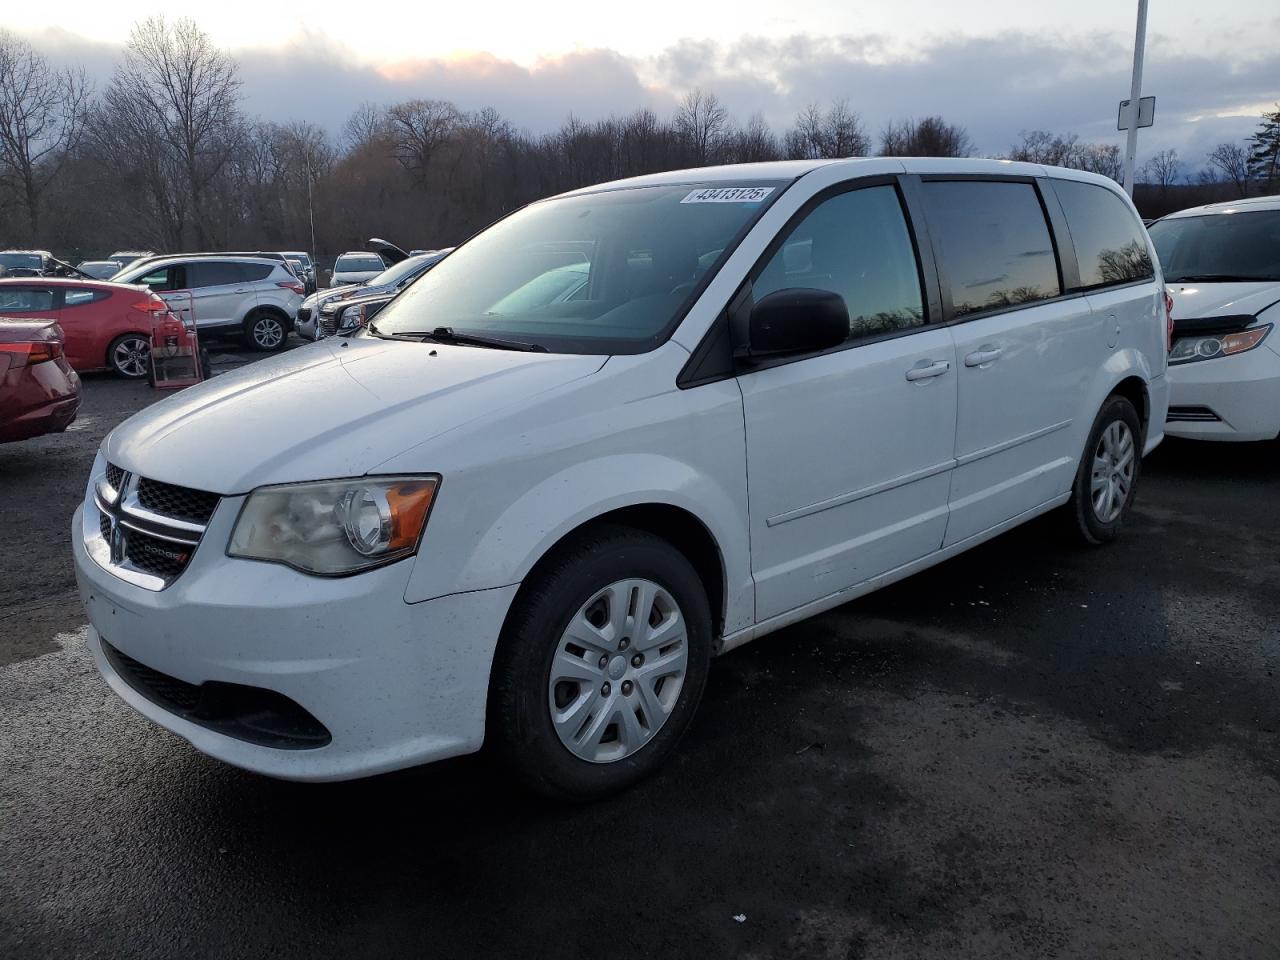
<box><xmin>238</xmin><ymin>263</ymin><xmax>273</xmax><ymax>283</ymax></box>
<box><xmin>0</xmin><ymin>287</ymin><xmax>54</xmax><ymax>312</ymax></box>
<box><xmin>188</xmin><ymin>261</ymin><xmax>249</xmax><ymax>288</ymax></box>
<box><xmin>923</xmin><ymin>181</ymin><xmax>1061</xmax><ymax>317</ymax></box>
<box><xmin>135</xmin><ymin>266</ymin><xmax>184</xmax><ymax>292</ymax></box>
<box><xmin>753</xmin><ymin>184</ymin><xmax>926</xmax><ymax>341</ymax></box>
<box><xmin>1054</xmin><ymin>180</ymin><xmax>1153</xmax><ymax>289</ymax></box>
<box><xmin>63</xmin><ymin>289</ymin><xmax>110</xmax><ymax>307</ymax></box>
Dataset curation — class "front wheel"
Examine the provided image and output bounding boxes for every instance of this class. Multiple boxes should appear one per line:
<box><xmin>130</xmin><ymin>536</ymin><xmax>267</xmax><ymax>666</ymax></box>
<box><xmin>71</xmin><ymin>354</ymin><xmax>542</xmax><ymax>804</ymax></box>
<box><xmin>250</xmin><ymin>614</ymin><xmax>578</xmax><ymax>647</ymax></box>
<box><xmin>1064</xmin><ymin>394</ymin><xmax>1143</xmax><ymax>544</ymax></box>
<box><xmin>244</xmin><ymin>311</ymin><xmax>288</xmax><ymax>352</ymax></box>
<box><xmin>489</xmin><ymin>525</ymin><xmax>712</xmax><ymax>801</ymax></box>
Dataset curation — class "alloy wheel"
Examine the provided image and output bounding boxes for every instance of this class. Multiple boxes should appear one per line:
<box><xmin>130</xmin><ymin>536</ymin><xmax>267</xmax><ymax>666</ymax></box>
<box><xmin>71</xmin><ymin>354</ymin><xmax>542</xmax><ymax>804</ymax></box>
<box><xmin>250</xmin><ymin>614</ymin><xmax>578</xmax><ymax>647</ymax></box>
<box><xmin>1090</xmin><ymin>420</ymin><xmax>1135</xmax><ymax>523</ymax></box>
<box><xmin>252</xmin><ymin>315</ymin><xmax>285</xmax><ymax>349</ymax></box>
<box><xmin>547</xmin><ymin>578</ymin><xmax>689</xmax><ymax>764</ymax></box>
<box><xmin>112</xmin><ymin>336</ymin><xmax>150</xmax><ymax>378</ymax></box>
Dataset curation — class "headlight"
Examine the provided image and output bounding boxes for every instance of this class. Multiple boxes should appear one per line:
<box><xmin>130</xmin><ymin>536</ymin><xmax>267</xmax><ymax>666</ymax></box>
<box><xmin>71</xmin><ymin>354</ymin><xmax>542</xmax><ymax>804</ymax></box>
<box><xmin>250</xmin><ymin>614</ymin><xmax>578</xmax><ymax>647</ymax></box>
<box><xmin>339</xmin><ymin>303</ymin><xmax>363</xmax><ymax>329</ymax></box>
<box><xmin>228</xmin><ymin>476</ymin><xmax>439</xmax><ymax>575</ymax></box>
<box><xmin>1169</xmin><ymin>324</ymin><xmax>1270</xmax><ymax>365</ymax></box>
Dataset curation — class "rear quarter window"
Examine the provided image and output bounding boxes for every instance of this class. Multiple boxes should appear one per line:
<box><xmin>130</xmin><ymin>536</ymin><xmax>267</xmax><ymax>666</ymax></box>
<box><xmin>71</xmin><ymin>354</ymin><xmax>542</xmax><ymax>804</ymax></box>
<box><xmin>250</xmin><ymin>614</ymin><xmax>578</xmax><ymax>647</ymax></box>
<box><xmin>1053</xmin><ymin>180</ymin><xmax>1154</xmax><ymax>289</ymax></box>
<box><xmin>63</xmin><ymin>289</ymin><xmax>110</xmax><ymax>307</ymax></box>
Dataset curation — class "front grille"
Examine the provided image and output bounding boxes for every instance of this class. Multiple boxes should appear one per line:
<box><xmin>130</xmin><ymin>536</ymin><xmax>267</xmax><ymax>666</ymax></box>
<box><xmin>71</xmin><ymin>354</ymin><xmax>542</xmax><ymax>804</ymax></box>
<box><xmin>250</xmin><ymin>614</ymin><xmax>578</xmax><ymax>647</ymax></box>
<box><xmin>94</xmin><ymin>465</ymin><xmax>221</xmax><ymax>589</ymax></box>
<box><xmin>319</xmin><ymin>314</ymin><xmax>338</xmax><ymax>338</ymax></box>
<box><xmin>136</xmin><ymin>477</ymin><xmax>219</xmax><ymax>524</ymax></box>
<box><xmin>1167</xmin><ymin>405</ymin><xmax>1221</xmax><ymax>423</ymax></box>
<box><xmin>102</xmin><ymin>639</ymin><xmax>332</xmax><ymax>749</ymax></box>
<box><xmin>125</xmin><ymin>530</ymin><xmax>195</xmax><ymax>579</ymax></box>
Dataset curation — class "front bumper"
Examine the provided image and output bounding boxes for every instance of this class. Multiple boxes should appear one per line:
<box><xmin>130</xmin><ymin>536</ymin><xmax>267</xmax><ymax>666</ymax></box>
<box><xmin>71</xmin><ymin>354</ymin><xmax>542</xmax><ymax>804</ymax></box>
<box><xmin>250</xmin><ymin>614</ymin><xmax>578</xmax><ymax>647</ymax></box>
<box><xmin>1165</xmin><ymin>340</ymin><xmax>1280</xmax><ymax>442</ymax></box>
<box><xmin>73</xmin><ymin>504</ymin><xmax>518</xmax><ymax>781</ymax></box>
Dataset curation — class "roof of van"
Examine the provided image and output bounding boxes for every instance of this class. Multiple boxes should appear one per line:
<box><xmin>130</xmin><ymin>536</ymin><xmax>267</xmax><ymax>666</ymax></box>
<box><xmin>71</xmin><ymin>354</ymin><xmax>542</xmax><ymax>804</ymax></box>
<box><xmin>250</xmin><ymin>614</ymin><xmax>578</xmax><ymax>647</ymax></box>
<box><xmin>1158</xmin><ymin>194</ymin><xmax>1280</xmax><ymax>220</ymax></box>
<box><xmin>555</xmin><ymin>156</ymin><xmax>1126</xmax><ymax>199</ymax></box>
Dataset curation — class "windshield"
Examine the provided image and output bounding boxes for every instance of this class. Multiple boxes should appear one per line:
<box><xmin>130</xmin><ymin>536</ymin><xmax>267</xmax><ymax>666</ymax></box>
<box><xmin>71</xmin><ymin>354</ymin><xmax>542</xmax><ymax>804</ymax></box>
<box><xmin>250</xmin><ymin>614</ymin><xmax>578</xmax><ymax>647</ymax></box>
<box><xmin>0</xmin><ymin>253</ymin><xmax>42</xmax><ymax>270</ymax></box>
<box><xmin>372</xmin><ymin>181</ymin><xmax>784</xmax><ymax>354</ymax></box>
<box><xmin>336</xmin><ymin>255</ymin><xmax>384</xmax><ymax>272</ymax></box>
<box><xmin>1149</xmin><ymin>211</ymin><xmax>1280</xmax><ymax>282</ymax></box>
<box><xmin>370</xmin><ymin>255</ymin><xmax>436</xmax><ymax>288</ymax></box>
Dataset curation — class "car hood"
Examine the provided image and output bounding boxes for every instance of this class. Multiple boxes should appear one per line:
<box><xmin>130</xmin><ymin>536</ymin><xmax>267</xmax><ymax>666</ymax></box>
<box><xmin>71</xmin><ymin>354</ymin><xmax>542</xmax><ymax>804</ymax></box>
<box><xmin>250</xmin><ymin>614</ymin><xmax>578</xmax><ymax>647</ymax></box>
<box><xmin>104</xmin><ymin>337</ymin><xmax>607</xmax><ymax>494</ymax></box>
<box><xmin>1167</xmin><ymin>281</ymin><xmax>1280</xmax><ymax>320</ymax></box>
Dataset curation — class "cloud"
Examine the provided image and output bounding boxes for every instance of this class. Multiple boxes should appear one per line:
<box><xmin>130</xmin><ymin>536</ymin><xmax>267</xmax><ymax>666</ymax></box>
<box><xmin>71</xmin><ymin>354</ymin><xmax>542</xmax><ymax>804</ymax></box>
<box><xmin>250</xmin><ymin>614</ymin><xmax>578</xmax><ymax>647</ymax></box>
<box><xmin>18</xmin><ymin>24</ymin><xmax>1280</xmax><ymax>167</ymax></box>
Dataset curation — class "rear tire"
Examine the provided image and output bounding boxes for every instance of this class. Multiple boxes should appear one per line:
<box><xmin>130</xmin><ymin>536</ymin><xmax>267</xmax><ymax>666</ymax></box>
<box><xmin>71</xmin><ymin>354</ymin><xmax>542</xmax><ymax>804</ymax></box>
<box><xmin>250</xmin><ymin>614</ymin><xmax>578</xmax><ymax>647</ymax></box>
<box><xmin>107</xmin><ymin>333</ymin><xmax>151</xmax><ymax>379</ymax></box>
<box><xmin>489</xmin><ymin>524</ymin><xmax>712</xmax><ymax>801</ymax></box>
<box><xmin>1064</xmin><ymin>394</ymin><xmax>1143</xmax><ymax>545</ymax></box>
<box><xmin>244</xmin><ymin>310</ymin><xmax>288</xmax><ymax>352</ymax></box>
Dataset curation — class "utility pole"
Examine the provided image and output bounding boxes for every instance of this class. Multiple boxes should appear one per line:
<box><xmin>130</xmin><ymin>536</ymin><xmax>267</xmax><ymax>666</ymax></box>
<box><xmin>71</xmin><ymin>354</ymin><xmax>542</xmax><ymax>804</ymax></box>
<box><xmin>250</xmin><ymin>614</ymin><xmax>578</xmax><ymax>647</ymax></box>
<box><xmin>1122</xmin><ymin>0</ymin><xmax>1149</xmax><ymax>196</ymax></box>
<box><xmin>306</xmin><ymin>159</ymin><xmax>318</xmax><ymax>258</ymax></box>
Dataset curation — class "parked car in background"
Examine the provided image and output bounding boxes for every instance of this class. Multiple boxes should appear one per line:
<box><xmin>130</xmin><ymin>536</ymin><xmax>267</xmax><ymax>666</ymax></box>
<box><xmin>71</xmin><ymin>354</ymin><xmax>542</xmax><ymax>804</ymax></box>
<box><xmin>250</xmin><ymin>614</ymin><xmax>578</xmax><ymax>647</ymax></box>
<box><xmin>316</xmin><ymin>288</ymin><xmax>395</xmax><ymax>338</ymax></box>
<box><xmin>329</xmin><ymin>251</ymin><xmax>388</xmax><ymax>287</ymax></box>
<box><xmin>109</xmin><ymin>251</ymin><xmax>154</xmax><ymax>269</ymax></box>
<box><xmin>297</xmin><ymin>251</ymin><xmax>449</xmax><ymax>340</ymax></box>
<box><xmin>74</xmin><ymin>158</ymin><xmax>1167</xmax><ymax>799</ymax></box>
<box><xmin>112</xmin><ymin>254</ymin><xmax>304</xmax><ymax>351</ymax></box>
<box><xmin>0</xmin><ymin>278</ymin><xmax>171</xmax><ymax>378</ymax></box>
<box><xmin>78</xmin><ymin>261</ymin><xmax>125</xmax><ymax>280</ymax></box>
<box><xmin>0</xmin><ymin>250</ymin><xmax>53</xmax><ymax>277</ymax></box>
<box><xmin>1150</xmin><ymin>195</ymin><xmax>1280</xmax><ymax>441</ymax></box>
<box><xmin>0</xmin><ymin>318</ymin><xmax>80</xmax><ymax>442</ymax></box>
<box><xmin>280</xmin><ymin>251</ymin><xmax>317</xmax><ymax>293</ymax></box>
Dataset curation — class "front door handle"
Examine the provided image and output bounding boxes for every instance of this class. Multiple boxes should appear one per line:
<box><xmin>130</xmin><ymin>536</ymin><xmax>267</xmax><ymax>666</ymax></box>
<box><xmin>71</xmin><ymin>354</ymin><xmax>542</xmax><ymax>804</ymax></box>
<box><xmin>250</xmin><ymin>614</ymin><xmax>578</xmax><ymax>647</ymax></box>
<box><xmin>964</xmin><ymin>346</ymin><xmax>1003</xmax><ymax>367</ymax></box>
<box><xmin>905</xmin><ymin>359</ymin><xmax>951</xmax><ymax>381</ymax></box>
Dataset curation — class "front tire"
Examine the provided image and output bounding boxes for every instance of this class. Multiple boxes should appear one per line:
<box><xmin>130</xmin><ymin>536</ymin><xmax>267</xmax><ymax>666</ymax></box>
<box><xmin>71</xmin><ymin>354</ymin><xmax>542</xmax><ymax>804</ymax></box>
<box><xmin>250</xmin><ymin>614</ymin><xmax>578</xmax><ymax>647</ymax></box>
<box><xmin>244</xmin><ymin>311</ymin><xmax>288</xmax><ymax>352</ymax></box>
<box><xmin>107</xmin><ymin>333</ymin><xmax>151</xmax><ymax>379</ymax></box>
<box><xmin>1065</xmin><ymin>394</ymin><xmax>1143</xmax><ymax>544</ymax></box>
<box><xmin>490</xmin><ymin>525</ymin><xmax>712</xmax><ymax>801</ymax></box>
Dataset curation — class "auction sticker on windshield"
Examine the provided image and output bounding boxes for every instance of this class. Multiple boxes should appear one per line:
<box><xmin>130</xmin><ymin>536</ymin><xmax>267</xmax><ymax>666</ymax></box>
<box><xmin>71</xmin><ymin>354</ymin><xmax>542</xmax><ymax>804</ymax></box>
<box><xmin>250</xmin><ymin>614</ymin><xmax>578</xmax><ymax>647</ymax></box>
<box><xmin>681</xmin><ymin>186</ymin><xmax>775</xmax><ymax>203</ymax></box>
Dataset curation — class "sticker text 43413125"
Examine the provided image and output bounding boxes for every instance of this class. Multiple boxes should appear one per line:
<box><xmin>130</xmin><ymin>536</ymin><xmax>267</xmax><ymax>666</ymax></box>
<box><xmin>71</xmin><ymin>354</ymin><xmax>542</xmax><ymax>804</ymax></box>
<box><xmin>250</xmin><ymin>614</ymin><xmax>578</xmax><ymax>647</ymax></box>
<box><xmin>680</xmin><ymin>186</ymin><xmax>775</xmax><ymax>204</ymax></box>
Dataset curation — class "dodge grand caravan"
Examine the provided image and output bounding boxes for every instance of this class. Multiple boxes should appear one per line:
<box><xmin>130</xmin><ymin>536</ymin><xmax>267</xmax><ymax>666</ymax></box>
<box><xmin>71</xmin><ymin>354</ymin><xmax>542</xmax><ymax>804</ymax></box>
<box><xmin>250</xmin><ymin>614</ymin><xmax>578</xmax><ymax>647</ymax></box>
<box><xmin>74</xmin><ymin>158</ymin><xmax>1169</xmax><ymax>799</ymax></box>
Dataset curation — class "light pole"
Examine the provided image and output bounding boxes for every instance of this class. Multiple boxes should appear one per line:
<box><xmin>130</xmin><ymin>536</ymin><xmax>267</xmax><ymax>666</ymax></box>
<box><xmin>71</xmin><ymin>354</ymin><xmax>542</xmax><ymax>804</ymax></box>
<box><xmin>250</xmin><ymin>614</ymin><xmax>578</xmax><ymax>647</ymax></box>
<box><xmin>306</xmin><ymin>159</ymin><xmax>318</xmax><ymax>259</ymax></box>
<box><xmin>1121</xmin><ymin>0</ymin><xmax>1149</xmax><ymax>197</ymax></box>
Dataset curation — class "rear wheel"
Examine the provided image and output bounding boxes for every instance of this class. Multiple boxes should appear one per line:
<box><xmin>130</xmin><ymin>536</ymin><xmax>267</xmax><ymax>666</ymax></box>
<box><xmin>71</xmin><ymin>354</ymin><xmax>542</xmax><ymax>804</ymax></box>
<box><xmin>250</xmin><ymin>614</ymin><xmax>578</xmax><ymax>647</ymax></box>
<box><xmin>107</xmin><ymin>333</ymin><xmax>150</xmax><ymax>379</ymax></box>
<box><xmin>1064</xmin><ymin>395</ymin><xmax>1143</xmax><ymax>544</ymax></box>
<box><xmin>244</xmin><ymin>311</ymin><xmax>288</xmax><ymax>352</ymax></box>
<box><xmin>490</xmin><ymin>525</ymin><xmax>712</xmax><ymax>801</ymax></box>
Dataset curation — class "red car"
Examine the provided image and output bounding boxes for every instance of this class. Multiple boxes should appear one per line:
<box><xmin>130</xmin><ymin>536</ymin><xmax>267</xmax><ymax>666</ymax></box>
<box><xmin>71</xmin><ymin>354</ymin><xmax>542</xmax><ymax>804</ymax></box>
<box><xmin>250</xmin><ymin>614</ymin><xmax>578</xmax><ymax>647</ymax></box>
<box><xmin>0</xmin><ymin>278</ymin><xmax>168</xmax><ymax>379</ymax></box>
<box><xmin>0</xmin><ymin>319</ymin><xmax>81</xmax><ymax>443</ymax></box>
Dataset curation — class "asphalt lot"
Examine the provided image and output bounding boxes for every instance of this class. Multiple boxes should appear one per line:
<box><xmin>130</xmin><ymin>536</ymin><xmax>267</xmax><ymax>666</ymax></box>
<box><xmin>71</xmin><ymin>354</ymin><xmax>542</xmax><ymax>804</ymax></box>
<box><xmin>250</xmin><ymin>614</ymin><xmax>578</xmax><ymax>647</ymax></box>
<box><xmin>2</xmin><ymin>348</ymin><xmax>1278</xmax><ymax>959</ymax></box>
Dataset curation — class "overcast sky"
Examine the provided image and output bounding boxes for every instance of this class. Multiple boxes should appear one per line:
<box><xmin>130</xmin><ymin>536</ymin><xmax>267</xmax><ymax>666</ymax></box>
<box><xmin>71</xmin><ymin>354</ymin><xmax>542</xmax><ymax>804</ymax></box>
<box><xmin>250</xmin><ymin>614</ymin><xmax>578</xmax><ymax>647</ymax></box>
<box><xmin>17</xmin><ymin>1</ymin><xmax>1280</xmax><ymax>168</ymax></box>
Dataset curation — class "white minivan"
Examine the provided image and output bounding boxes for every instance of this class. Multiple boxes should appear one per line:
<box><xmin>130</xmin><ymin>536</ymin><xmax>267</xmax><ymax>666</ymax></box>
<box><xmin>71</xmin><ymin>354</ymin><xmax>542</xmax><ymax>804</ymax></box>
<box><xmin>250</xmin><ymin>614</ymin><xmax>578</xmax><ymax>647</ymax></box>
<box><xmin>74</xmin><ymin>158</ymin><xmax>1169</xmax><ymax>799</ymax></box>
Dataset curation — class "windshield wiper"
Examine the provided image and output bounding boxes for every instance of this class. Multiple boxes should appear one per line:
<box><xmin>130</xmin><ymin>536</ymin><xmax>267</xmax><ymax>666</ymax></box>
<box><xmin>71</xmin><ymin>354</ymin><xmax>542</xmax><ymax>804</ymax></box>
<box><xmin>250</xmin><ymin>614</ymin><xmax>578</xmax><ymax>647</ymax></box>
<box><xmin>1165</xmin><ymin>273</ymin><xmax>1275</xmax><ymax>283</ymax></box>
<box><xmin>410</xmin><ymin>327</ymin><xmax>548</xmax><ymax>352</ymax></box>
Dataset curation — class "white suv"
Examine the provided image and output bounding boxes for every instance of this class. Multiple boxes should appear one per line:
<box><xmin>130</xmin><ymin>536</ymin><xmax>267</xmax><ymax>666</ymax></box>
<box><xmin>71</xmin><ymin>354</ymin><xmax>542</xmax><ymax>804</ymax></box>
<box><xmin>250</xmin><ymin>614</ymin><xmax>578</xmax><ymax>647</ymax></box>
<box><xmin>73</xmin><ymin>158</ymin><xmax>1168</xmax><ymax>798</ymax></box>
<box><xmin>114</xmin><ymin>255</ymin><xmax>305</xmax><ymax>351</ymax></box>
<box><xmin>1149</xmin><ymin>195</ymin><xmax>1280</xmax><ymax>441</ymax></box>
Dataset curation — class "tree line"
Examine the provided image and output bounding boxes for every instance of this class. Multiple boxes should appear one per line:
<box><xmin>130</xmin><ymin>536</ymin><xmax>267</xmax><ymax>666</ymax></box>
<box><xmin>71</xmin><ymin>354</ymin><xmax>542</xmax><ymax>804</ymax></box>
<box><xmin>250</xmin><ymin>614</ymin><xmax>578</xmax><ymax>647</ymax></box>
<box><xmin>1</xmin><ymin>18</ymin><xmax>1278</xmax><ymax>263</ymax></box>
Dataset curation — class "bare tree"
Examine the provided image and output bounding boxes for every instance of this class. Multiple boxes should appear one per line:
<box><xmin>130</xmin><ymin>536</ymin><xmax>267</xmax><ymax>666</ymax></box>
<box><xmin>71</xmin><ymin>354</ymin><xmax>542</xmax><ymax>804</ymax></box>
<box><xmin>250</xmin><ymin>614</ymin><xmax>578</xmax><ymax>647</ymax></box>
<box><xmin>342</xmin><ymin>101</ymin><xmax>390</xmax><ymax>152</ymax></box>
<box><xmin>674</xmin><ymin>89</ymin><xmax>728</xmax><ymax>165</ymax></box>
<box><xmin>105</xmin><ymin>16</ymin><xmax>244</xmax><ymax>248</ymax></box>
<box><xmin>1076</xmin><ymin>143</ymin><xmax>1122</xmax><ymax>182</ymax></box>
<box><xmin>1208</xmin><ymin>142</ymin><xmax>1251</xmax><ymax>197</ymax></box>
<box><xmin>0</xmin><ymin>30</ymin><xmax>91</xmax><ymax>240</ymax></box>
<box><xmin>387</xmin><ymin>98</ymin><xmax>462</xmax><ymax>185</ymax></box>
<box><xmin>724</xmin><ymin>112</ymin><xmax>780</xmax><ymax>163</ymax></box>
<box><xmin>879</xmin><ymin>116</ymin><xmax>972</xmax><ymax>157</ymax></box>
<box><xmin>1141</xmin><ymin>149</ymin><xmax>1180</xmax><ymax>194</ymax></box>
<box><xmin>784</xmin><ymin>100</ymin><xmax>867</xmax><ymax>159</ymax></box>
<box><xmin>1009</xmin><ymin>130</ymin><xmax>1080</xmax><ymax>166</ymax></box>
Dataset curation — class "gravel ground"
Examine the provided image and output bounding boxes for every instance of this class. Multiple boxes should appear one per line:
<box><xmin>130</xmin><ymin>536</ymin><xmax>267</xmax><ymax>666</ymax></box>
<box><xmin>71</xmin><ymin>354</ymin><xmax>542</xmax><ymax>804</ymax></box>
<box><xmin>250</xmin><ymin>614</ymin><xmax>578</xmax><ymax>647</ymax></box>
<box><xmin>1</xmin><ymin>352</ymin><xmax>1277</xmax><ymax>959</ymax></box>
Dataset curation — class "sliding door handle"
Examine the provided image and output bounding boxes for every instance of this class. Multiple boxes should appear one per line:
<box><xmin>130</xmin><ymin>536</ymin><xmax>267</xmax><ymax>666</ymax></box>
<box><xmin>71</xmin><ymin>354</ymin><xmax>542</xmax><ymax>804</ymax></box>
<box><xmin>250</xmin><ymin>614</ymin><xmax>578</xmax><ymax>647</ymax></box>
<box><xmin>905</xmin><ymin>359</ymin><xmax>951</xmax><ymax>381</ymax></box>
<box><xmin>964</xmin><ymin>346</ymin><xmax>1003</xmax><ymax>367</ymax></box>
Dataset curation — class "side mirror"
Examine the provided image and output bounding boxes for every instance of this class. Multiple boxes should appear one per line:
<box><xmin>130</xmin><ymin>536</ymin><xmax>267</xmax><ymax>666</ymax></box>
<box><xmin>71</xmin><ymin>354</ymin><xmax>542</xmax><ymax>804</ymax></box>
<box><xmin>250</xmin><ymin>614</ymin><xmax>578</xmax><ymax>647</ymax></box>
<box><xmin>746</xmin><ymin>288</ymin><xmax>849</xmax><ymax>358</ymax></box>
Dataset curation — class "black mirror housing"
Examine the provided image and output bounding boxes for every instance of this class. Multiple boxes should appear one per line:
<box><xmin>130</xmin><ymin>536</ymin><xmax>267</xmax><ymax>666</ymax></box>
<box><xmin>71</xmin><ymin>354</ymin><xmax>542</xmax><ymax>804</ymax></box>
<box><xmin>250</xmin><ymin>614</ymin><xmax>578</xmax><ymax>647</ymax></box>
<box><xmin>746</xmin><ymin>288</ymin><xmax>849</xmax><ymax>358</ymax></box>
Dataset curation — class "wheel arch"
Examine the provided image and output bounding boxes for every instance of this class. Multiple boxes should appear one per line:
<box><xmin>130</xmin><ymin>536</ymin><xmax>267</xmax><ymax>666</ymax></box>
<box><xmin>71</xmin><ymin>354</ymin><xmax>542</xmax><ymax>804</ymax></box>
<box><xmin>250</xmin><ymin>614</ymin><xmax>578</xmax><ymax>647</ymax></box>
<box><xmin>511</xmin><ymin>502</ymin><xmax>729</xmax><ymax>642</ymax></box>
